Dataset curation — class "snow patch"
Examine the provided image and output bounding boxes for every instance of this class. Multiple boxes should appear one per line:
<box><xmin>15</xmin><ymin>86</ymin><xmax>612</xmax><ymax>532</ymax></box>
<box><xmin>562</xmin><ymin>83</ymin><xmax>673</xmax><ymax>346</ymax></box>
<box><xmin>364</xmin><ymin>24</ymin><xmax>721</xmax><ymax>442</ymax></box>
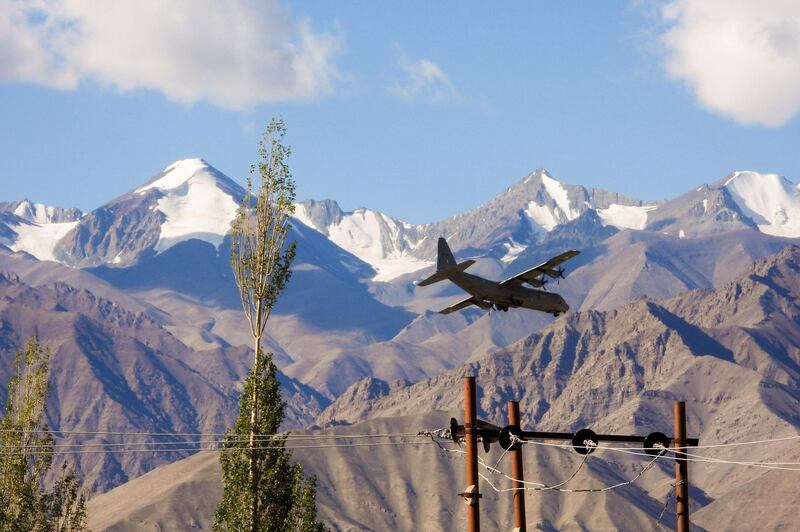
<box><xmin>596</xmin><ymin>204</ymin><xmax>656</xmax><ymax>230</ymax></box>
<box><xmin>370</xmin><ymin>257</ymin><xmax>434</xmax><ymax>282</ymax></box>
<box><xmin>500</xmin><ymin>241</ymin><xmax>527</xmax><ymax>263</ymax></box>
<box><xmin>292</xmin><ymin>204</ymin><xmax>317</xmax><ymax>230</ymax></box>
<box><xmin>136</xmin><ymin>159</ymin><xmax>210</xmax><ymax>194</ymax></box>
<box><xmin>8</xmin><ymin>221</ymin><xmax>78</xmax><ymax>262</ymax></box>
<box><xmin>723</xmin><ymin>173</ymin><xmax>739</xmax><ymax>187</ymax></box>
<box><xmin>140</xmin><ymin>159</ymin><xmax>240</xmax><ymax>252</ymax></box>
<box><xmin>14</xmin><ymin>201</ymin><xmax>54</xmax><ymax>224</ymax></box>
<box><xmin>524</xmin><ymin>201</ymin><xmax>559</xmax><ymax>231</ymax></box>
<box><xmin>724</xmin><ymin>171</ymin><xmax>800</xmax><ymax>237</ymax></box>
<box><xmin>522</xmin><ymin>173</ymin><xmax>581</xmax><ymax>232</ymax></box>
<box><xmin>541</xmin><ymin>173</ymin><xmax>578</xmax><ymax>221</ymax></box>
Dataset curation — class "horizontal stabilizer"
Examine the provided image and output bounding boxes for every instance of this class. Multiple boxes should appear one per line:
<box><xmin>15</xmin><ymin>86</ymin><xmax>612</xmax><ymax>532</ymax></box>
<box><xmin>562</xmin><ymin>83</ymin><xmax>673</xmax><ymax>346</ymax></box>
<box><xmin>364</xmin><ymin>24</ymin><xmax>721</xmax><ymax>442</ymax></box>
<box><xmin>416</xmin><ymin>271</ymin><xmax>448</xmax><ymax>287</ymax></box>
<box><xmin>416</xmin><ymin>259</ymin><xmax>475</xmax><ymax>287</ymax></box>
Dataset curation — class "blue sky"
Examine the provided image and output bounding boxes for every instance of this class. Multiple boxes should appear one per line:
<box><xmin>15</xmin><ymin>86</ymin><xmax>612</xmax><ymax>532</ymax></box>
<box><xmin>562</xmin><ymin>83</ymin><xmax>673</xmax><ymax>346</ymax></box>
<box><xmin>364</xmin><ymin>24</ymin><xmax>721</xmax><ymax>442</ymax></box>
<box><xmin>1</xmin><ymin>1</ymin><xmax>799</xmax><ymax>223</ymax></box>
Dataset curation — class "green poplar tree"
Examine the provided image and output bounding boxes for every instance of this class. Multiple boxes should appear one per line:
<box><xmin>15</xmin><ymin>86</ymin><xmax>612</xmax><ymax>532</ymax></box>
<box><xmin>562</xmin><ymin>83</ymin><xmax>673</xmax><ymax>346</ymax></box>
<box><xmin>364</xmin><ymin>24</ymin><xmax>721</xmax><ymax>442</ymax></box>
<box><xmin>213</xmin><ymin>118</ymin><xmax>325</xmax><ymax>532</ymax></box>
<box><xmin>0</xmin><ymin>336</ymin><xmax>89</xmax><ymax>532</ymax></box>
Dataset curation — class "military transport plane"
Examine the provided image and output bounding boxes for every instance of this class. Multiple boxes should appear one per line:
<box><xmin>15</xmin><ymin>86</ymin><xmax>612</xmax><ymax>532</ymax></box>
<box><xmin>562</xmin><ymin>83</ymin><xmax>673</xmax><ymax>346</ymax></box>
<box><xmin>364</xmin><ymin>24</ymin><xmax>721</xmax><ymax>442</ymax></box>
<box><xmin>417</xmin><ymin>237</ymin><xmax>579</xmax><ymax>316</ymax></box>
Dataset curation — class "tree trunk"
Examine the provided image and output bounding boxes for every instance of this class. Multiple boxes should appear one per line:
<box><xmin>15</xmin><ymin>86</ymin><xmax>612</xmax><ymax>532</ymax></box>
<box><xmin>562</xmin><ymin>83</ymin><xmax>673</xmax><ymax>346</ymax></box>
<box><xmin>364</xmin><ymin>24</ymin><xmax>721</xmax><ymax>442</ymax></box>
<box><xmin>249</xmin><ymin>333</ymin><xmax>262</xmax><ymax>532</ymax></box>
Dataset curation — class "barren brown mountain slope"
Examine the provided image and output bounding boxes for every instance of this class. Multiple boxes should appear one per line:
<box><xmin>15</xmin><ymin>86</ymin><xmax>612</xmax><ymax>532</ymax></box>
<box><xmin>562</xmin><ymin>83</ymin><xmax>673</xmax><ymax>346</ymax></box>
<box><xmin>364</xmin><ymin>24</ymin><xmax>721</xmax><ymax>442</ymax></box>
<box><xmin>0</xmin><ymin>269</ymin><xmax>327</xmax><ymax>492</ymax></box>
<box><xmin>88</xmin><ymin>247</ymin><xmax>800</xmax><ymax>531</ymax></box>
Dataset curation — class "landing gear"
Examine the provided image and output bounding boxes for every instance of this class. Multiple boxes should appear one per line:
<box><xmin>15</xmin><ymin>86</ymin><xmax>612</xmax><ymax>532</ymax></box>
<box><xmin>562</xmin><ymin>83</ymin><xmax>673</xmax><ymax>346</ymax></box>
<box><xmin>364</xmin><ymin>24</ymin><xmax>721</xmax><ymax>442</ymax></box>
<box><xmin>492</xmin><ymin>304</ymin><xmax>510</xmax><ymax>312</ymax></box>
<box><xmin>552</xmin><ymin>311</ymin><xmax>561</xmax><ymax>317</ymax></box>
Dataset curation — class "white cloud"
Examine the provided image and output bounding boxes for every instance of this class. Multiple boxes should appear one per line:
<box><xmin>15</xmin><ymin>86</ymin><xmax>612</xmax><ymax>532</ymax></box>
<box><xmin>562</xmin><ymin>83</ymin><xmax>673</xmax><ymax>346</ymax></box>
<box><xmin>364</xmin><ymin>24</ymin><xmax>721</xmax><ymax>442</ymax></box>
<box><xmin>391</xmin><ymin>57</ymin><xmax>460</xmax><ymax>103</ymax></box>
<box><xmin>660</xmin><ymin>0</ymin><xmax>800</xmax><ymax>127</ymax></box>
<box><xmin>0</xmin><ymin>0</ymin><xmax>340</xmax><ymax>109</ymax></box>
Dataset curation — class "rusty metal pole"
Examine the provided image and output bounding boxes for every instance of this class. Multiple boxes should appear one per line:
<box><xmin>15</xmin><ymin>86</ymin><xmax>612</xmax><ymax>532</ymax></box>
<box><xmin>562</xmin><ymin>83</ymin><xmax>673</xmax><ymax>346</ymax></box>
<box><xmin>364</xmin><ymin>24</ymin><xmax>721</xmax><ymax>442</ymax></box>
<box><xmin>464</xmin><ymin>376</ymin><xmax>480</xmax><ymax>532</ymax></box>
<box><xmin>674</xmin><ymin>401</ymin><xmax>690</xmax><ymax>532</ymax></box>
<box><xmin>508</xmin><ymin>401</ymin><xmax>527</xmax><ymax>532</ymax></box>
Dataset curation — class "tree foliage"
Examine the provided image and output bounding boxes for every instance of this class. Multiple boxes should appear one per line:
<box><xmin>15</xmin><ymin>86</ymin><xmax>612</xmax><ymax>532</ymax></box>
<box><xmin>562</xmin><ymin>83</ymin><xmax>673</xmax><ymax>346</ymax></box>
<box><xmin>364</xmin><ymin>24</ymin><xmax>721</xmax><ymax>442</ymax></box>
<box><xmin>44</xmin><ymin>464</ymin><xmax>89</xmax><ymax>532</ymax></box>
<box><xmin>0</xmin><ymin>337</ymin><xmax>89</xmax><ymax>532</ymax></box>
<box><xmin>214</xmin><ymin>118</ymin><xmax>325</xmax><ymax>532</ymax></box>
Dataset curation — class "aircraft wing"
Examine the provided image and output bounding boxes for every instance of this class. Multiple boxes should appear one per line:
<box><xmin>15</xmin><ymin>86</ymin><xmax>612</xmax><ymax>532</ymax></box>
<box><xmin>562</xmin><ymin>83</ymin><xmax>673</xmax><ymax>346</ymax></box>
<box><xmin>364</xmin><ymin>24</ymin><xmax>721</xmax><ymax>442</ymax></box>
<box><xmin>439</xmin><ymin>296</ymin><xmax>490</xmax><ymax>315</ymax></box>
<box><xmin>500</xmin><ymin>250</ymin><xmax>581</xmax><ymax>287</ymax></box>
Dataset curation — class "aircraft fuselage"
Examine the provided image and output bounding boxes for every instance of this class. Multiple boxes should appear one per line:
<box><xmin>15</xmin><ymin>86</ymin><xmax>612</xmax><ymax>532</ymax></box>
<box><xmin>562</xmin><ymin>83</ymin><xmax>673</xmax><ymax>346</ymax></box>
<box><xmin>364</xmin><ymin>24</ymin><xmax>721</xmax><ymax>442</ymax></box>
<box><xmin>448</xmin><ymin>271</ymin><xmax>569</xmax><ymax>314</ymax></box>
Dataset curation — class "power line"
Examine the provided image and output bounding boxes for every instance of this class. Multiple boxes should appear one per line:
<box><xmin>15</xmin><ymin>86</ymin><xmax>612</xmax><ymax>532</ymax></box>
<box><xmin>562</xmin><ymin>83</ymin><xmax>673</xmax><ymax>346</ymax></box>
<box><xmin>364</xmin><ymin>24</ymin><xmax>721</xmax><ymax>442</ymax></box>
<box><xmin>3</xmin><ymin>425</ymin><xmax>796</xmax><ymax>471</ymax></box>
<box><xmin>495</xmin><ymin>433</ymin><xmax>800</xmax><ymax>452</ymax></box>
<box><xmin>478</xmin><ymin>439</ymin><xmax>593</xmax><ymax>491</ymax></box>
<box><xmin>519</xmin><ymin>439</ymin><xmax>800</xmax><ymax>471</ymax></box>
<box><xmin>674</xmin><ymin>449</ymin><xmax>800</xmax><ymax>471</ymax></box>
<box><xmin>478</xmin><ymin>453</ymin><xmax>663</xmax><ymax>494</ymax></box>
<box><xmin>652</xmin><ymin>483</ymin><xmax>678</xmax><ymax>531</ymax></box>
<box><xmin>0</xmin><ymin>428</ymin><xmax>421</xmax><ymax>439</ymax></box>
<box><xmin>427</xmin><ymin>427</ymin><xmax>800</xmax><ymax>471</ymax></box>
<box><xmin>0</xmin><ymin>440</ymin><xmax>442</xmax><ymax>456</ymax></box>
<box><xmin>0</xmin><ymin>434</ymin><xmax>430</xmax><ymax>450</ymax></box>
<box><xmin>3</xmin><ymin>426</ymin><xmax>797</xmax><ymax>449</ymax></box>
<box><xmin>689</xmin><ymin>434</ymin><xmax>800</xmax><ymax>449</ymax></box>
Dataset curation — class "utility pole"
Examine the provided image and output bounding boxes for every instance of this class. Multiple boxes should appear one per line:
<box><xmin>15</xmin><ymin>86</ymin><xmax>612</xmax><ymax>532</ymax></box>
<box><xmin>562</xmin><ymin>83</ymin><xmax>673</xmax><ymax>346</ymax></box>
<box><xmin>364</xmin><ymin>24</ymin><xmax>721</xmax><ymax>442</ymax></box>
<box><xmin>674</xmin><ymin>400</ymin><xmax>690</xmax><ymax>532</ymax></box>
<box><xmin>449</xmin><ymin>381</ymin><xmax>697</xmax><ymax>531</ymax></box>
<box><xmin>507</xmin><ymin>401</ymin><xmax>527</xmax><ymax>532</ymax></box>
<box><xmin>463</xmin><ymin>376</ymin><xmax>481</xmax><ymax>532</ymax></box>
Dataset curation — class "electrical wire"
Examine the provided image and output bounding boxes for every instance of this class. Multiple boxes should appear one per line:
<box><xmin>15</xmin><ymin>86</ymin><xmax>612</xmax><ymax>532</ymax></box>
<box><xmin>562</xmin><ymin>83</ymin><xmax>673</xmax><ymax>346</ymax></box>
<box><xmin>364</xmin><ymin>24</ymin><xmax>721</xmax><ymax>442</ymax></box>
<box><xmin>671</xmin><ymin>449</ymin><xmax>800</xmax><ymax>471</ymax></box>
<box><xmin>423</xmin><ymin>427</ymin><xmax>664</xmax><ymax>494</ymax></box>
<box><xmin>490</xmin><ymin>437</ymin><xmax>515</xmax><ymax>471</ymax></box>
<box><xmin>0</xmin><ymin>428</ymin><xmax>421</xmax><ymax>439</ymax></box>
<box><xmin>480</xmin><ymin>441</ymin><xmax>593</xmax><ymax>491</ymax></box>
<box><xmin>2</xmin><ymin>427</ymin><xmax>797</xmax><ymax>448</ymax></box>
<box><xmin>513</xmin><ymin>433</ymin><xmax>800</xmax><ymax>452</ymax></box>
<box><xmin>423</xmin><ymin>426</ymin><xmax>800</xmax><ymax>471</ymax></box>
<box><xmin>0</xmin><ymin>433</ymin><xmax>432</xmax><ymax>450</ymax></box>
<box><xmin>2</xmin><ymin>424</ymin><xmax>798</xmax><ymax>472</ymax></box>
<box><xmin>652</xmin><ymin>482</ymin><xmax>679</xmax><ymax>531</ymax></box>
<box><xmin>518</xmin><ymin>439</ymin><xmax>800</xmax><ymax>471</ymax></box>
<box><xmin>689</xmin><ymin>434</ymin><xmax>800</xmax><ymax>449</ymax></box>
<box><xmin>480</xmin><ymin>452</ymin><xmax>663</xmax><ymax>494</ymax></box>
<box><xmin>0</xmin><ymin>440</ymin><xmax>442</xmax><ymax>456</ymax></box>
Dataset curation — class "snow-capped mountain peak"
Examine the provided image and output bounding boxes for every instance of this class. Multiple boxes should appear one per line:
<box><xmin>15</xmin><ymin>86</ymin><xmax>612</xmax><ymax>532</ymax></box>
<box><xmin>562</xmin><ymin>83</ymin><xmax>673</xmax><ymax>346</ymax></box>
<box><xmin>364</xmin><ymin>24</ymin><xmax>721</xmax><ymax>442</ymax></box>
<box><xmin>134</xmin><ymin>159</ymin><xmax>244</xmax><ymax>253</ymax></box>
<box><xmin>9</xmin><ymin>159</ymin><xmax>248</xmax><ymax>268</ymax></box>
<box><xmin>136</xmin><ymin>158</ymin><xmax>213</xmax><ymax>194</ymax></box>
<box><xmin>0</xmin><ymin>199</ymin><xmax>82</xmax><ymax>262</ymax></box>
<box><xmin>3</xmin><ymin>198</ymin><xmax>82</xmax><ymax>224</ymax></box>
<box><xmin>523</xmin><ymin>171</ymin><xmax>580</xmax><ymax>231</ymax></box>
<box><xmin>294</xmin><ymin>199</ymin><xmax>431</xmax><ymax>281</ymax></box>
<box><xmin>722</xmin><ymin>170</ymin><xmax>800</xmax><ymax>237</ymax></box>
<box><xmin>518</xmin><ymin>169</ymin><xmax>649</xmax><ymax>232</ymax></box>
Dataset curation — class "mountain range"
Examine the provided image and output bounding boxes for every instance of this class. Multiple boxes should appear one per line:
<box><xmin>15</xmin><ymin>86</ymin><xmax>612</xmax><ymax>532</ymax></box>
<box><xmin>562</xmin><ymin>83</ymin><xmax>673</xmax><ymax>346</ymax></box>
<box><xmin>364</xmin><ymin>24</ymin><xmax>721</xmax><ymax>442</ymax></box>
<box><xmin>1</xmin><ymin>158</ymin><xmax>799</xmax><ymax>529</ymax></box>
<box><xmin>86</xmin><ymin>245</ymin><xmax>800</xmax><ymax>531</ymax></box>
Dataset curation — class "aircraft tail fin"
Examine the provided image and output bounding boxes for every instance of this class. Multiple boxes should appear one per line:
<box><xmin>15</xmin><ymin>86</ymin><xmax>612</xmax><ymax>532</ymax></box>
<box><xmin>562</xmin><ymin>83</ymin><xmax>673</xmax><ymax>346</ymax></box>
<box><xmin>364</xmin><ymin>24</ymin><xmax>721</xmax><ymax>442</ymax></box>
<box><xmin>437</xmin><ymin>237</ymin><xmax>457</xmax><ymax>270</ymax></box>
<box><xmin>416</xmin><ymin>237</ymin><xmax>474</xmax><ymax>287</ymax></box>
